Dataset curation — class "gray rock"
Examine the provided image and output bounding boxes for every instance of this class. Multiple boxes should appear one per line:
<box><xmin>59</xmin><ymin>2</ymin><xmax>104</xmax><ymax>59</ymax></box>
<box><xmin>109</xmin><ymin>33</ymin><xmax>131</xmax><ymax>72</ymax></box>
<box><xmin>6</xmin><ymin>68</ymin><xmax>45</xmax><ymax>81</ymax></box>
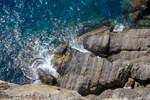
<box><xmin>130</xmin><ymin>56</ymin><xmax>150</xmax><ymax>82</ymax></box>
<box><xmin>93</xmin><ymin>88</ymin><xmax>150</xmax><ymax>100</ymax></box>
<box><xmin>50</xmin><ymin>28</ymin><xmax>150</xmax><ymax>96</ymax></box>
<box><xmin>37</xmin><ymin>68</ymin><xmax>57</xmax><ymax>85</ymax></box>
<box><xmin>82</xmin><ymin>28</ymin><xmax>150</xmax><ymax>60</ymax></box>
<box><xmin>83</xmin><ymin>29</ymin><xmax>110</xmax><ymax>57</ymax></box>
<box><xmin>52</xmin><ymin>47</ymin><xmax>132</xmax><ymax>96</ymax></box>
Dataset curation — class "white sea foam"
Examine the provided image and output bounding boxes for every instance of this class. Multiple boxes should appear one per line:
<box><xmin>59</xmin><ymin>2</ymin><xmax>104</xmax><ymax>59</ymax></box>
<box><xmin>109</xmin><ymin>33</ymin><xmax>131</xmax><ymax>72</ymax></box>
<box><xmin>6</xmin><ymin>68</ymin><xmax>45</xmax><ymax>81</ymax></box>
<box><xmin>23</xmin><ymin>39</ymin><xmax>59</xmax><ymax>83</ymax></box>
<box><xmin>24</xmin><ymin>28</ymin><xmax>87</xmax><ymax>83</ymax></box>
<box><xmin>37</xmin><ymin>54</ymin><xmax>59</xmax><ymax>78</ymax></box>
<box><xmin>69</xmin><ymin>36</ymin><xmax>88</xmax><ymax>53</ymax></box>
<box><xmin>29</xmin><ymin>54</ymin><xmax>59</xmax><ymax>83</ymax></box>
<box><xmin>27</xmin><ymin>35</ymin><xmax>88</xmax><ymax>83</ymax></box>
<box><xmin>113</xmin><ymin>23</ymin><xmax>125</xmax><ymax>32</ymax></box>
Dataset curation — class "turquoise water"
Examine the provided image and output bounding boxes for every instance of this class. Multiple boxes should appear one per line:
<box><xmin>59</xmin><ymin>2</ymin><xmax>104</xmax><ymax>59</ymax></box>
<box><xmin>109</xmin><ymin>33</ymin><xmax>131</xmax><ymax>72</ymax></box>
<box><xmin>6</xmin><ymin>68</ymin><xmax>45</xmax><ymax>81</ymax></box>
<box><xmin>0</xmin><ymin>0</ymin><xmax>129</xmax><ymax>84</ymax></box>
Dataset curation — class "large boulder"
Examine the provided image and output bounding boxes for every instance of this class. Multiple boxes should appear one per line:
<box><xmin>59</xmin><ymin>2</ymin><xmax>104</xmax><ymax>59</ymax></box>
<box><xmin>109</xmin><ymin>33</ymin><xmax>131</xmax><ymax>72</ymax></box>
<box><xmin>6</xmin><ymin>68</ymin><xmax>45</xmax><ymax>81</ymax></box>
<box><xmin>52</xmin><ymin>46</ymin><xmax>132</xmax><ymax>96</ymax></box>
<box><xmin>82</xmin><ymin>28</ymin><xmax>150</xmax><ymax>61</ymax></box>
<box><xmin>81</xmin><ymin>27</ymin><xmax>150</xmax><ymax>86</ymax></box>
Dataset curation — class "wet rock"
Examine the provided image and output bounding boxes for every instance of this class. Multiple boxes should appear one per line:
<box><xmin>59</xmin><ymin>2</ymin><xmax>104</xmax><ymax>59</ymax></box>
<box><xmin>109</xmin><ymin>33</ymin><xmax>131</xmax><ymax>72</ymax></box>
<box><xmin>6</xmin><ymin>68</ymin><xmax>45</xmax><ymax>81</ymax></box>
<box><xmin>37</xmin><ymin>68</ymin><xmax>57</xmax><ymax>85</ymax></box>
<box><xmin>54</xmin><ymin>45</ymin><xmax>68</xmax><ymax>56</ymax></box>
<box><xmin>52</xmin><ymin>45</ymin><xmax>72</xmax><ymax>73</ymax></box>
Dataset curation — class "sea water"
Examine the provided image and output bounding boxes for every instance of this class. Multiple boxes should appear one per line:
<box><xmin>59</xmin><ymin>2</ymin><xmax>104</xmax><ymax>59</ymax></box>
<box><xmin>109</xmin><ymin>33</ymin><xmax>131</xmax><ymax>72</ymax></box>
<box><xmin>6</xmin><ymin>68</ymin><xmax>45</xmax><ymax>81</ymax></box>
<box><xmin>0</xmin><ymin>0</ymin><xmax>130</xmax><ymax>84</ymax></box>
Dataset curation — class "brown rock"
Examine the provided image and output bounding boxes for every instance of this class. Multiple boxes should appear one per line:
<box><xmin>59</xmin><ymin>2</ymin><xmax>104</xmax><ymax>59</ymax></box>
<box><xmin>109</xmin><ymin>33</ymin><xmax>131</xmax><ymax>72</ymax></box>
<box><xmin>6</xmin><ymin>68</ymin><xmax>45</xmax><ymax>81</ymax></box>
<box><xmin>124</xmin><ymin>78</ymin><xmax>135</xmax><ymax>89</ymax></box>
<box><xmin>0</xmin><ymin>83</ymin><xmax>88</xmax><ymax>100</ymax></box>
<box><xmin>54</xmin><ymin>45</ymin><xmax>68</xmax><ymax>56</ymax></box>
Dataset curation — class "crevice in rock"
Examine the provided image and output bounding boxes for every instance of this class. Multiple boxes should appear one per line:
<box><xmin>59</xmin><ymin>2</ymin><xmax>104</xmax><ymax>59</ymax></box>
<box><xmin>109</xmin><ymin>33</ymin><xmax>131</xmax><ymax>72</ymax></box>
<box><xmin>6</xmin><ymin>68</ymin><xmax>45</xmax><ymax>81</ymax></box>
<box><xmin>78</xmin><ymin>82</ymin><xmax>125</xmax><ymax>97</ymax></box>
<box><xmin>134</xmin><ymin>79</ymin><xmax>150</xmax><ymax>87</ymax></box>
<box><xmin>97</xmin><ymin>49</ymin><xmax>148</xmax><ymax>62</ymax></box>
<box><xmin>78</xmin><ymin>67</ymin><xmax>132</xmax><ymax>96</ymax></box>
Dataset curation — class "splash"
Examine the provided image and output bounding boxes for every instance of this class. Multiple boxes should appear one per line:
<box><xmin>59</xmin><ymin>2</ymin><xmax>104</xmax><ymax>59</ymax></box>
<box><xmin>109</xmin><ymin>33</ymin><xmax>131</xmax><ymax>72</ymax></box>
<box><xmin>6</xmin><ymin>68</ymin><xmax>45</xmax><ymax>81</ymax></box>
<box><xmin>69</xmin><ymin>36</ymin><xmax>89</xmax><ymax>53</ymax></box>
<box><xmin>20</xmin><ymin>40</ymin><xmax>59</xmax><ymax>83</ymax></box>
<box><xmin>31</xmin><ymin>54</ymin><xmax>59</xmax><ymax>84</ymax></box>
<box><xmin>0</xmin><ymin>0</ymin><xmax>130</xmax><ymax>84</ymax></box>
<box><xmin>37</xmin><ymin>55</ymin><xmax>59</xmax><ymax>78</ymax></box>
<box><xmin>113</xmin><ymin>23</ymin><xmax>125</xmax><ymax>32</ymax></box>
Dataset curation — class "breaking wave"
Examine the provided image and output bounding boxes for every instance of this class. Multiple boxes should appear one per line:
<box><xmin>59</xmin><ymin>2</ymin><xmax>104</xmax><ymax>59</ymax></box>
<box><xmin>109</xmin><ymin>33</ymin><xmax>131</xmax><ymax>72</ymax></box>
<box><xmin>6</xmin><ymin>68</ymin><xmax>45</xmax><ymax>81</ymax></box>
<box><xmin>0</xmin><ymin>0</ymin><xmax>130</xmax><ymax>84</ymax></box>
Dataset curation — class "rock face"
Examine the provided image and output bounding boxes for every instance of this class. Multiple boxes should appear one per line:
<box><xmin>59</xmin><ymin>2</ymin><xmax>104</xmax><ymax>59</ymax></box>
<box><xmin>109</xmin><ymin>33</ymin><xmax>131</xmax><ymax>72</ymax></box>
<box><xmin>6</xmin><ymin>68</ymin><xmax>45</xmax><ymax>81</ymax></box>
<box><xmin>82</xmin><ymin>28</ymin><xmax>150</xmax><ymax>61</ymax></box>
<box><xmin>81</xmin><ymin>28</ymin><xmax>150</xmax><ymax>84</ymax></box>
<box><xmin>52</xmin><ymin>45</ymin><xmax>131</xmax><ymax>96</ymax></box>
<box><xmin>93</xmin><ymin>88</ymin><xmax>150</xmax><ymax>100</ymax></box>
<box><xmin>1</xmin><ymin>28</ymin><xmax>150</xmax><ymax>100</ymax></box>
<box><xmin>0</xmin><ymin>82</ymin><xmax>88</xmax><ymax>100</ymax></box>
<box><xmin>51</xmin><ymin>28</ymin><xmax>150</xmax><ymax>98</ymax></box>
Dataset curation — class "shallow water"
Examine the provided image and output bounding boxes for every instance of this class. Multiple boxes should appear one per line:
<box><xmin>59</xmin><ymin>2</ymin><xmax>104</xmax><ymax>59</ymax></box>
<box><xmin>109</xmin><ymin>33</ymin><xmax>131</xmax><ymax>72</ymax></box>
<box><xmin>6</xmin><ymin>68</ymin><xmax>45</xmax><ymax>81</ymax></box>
<box><xmin>0</xmin><ymin>0</ymin><xmax>130</xmax><ymax>84</ymax></box>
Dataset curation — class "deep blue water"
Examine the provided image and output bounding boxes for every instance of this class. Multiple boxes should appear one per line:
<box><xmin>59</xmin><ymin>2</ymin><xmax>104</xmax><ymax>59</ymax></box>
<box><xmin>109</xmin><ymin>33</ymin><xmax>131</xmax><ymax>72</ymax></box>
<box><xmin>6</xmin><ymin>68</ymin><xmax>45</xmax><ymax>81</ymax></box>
<box><xmin>0</xmin><ymin>0</ymin><xmax>129</xmax><ymax>84</ymax></box>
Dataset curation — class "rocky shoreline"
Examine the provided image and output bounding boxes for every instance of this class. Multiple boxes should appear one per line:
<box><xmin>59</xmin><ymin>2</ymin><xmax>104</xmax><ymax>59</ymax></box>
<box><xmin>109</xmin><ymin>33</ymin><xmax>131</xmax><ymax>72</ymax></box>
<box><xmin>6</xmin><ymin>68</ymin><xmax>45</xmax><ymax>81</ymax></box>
<box><xmin>1</xmin><ymin>0</ymin><xmax>150</xmax><ymax>100</ymax></box>
<box><xmin>1</xmin><ymin>27</ymin><xmax>150</xmax><ymax>100</ymax></box>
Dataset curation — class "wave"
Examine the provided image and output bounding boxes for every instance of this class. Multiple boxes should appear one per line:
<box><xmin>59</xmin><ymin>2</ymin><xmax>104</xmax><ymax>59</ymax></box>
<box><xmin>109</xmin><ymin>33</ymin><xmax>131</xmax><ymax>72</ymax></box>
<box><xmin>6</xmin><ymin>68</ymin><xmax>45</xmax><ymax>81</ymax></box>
<box><xmin>0</xmin><ymin>0</ymin><xmax>130</xmax><ymax>84</ymax></box>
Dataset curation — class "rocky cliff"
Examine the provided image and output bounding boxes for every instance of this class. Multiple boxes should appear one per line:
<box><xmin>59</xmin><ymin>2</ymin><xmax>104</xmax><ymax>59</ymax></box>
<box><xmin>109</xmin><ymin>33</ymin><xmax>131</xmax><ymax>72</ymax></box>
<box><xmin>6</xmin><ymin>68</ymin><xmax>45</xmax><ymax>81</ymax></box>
<box><xmin>1</xmin><ymin>27</ymin><xmax>150</xmax><ymax>100</ymax></box>
<box><xmin>1</xmin><ymin>1</ymin><xmax>150</xmax><ymax>99</ymax></box>
<box><xmin>51</xmin><ymin>27</ymin><xmax>150</xmax><ymax>100</ymax></box>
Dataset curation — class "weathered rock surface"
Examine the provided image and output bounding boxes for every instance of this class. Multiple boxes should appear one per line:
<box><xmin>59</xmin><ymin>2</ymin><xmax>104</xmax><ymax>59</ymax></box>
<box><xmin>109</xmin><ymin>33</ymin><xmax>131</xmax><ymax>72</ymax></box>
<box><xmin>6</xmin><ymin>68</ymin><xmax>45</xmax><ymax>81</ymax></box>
<box><xmin>2</xmin><ymin>28</ymin><xmax>150</xmax><ymax>100</ymax></box>
<box><xmin>51</xmin><ymin>28</ymin><xmax>150</xmax><ymax>97</ymax></box>
<box><xmin>93</xmin><ymin>87</ymin><xmax>150</xmax><ymax>100</ymax></box>
<box><xmin>82</xmin><ymin>28</ymin><xmax>150</xmax><ymax>61</ymax></box>
<box><xmin>0</xmin><ymin>82</ymin><xmax>88</xmax><ymax>100</ymax></box>
<box><xmin>81</xmin><ymin>28</ymin><xmax>150</xmax><ymax>84</ymax></box>
<box><xmin>1</xmin><ymin>81</ymin><xmax>150</xmax><ymax>100</ymax></box>
<box><xmin>130</xmin><ymin>56</ymin><xmax>150</xmax><ymax>84</ymax></box>
<box><xmin>52</xmin><ymin>46</ymin><xmax>132</xmax><ymax>96</ymax></box>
